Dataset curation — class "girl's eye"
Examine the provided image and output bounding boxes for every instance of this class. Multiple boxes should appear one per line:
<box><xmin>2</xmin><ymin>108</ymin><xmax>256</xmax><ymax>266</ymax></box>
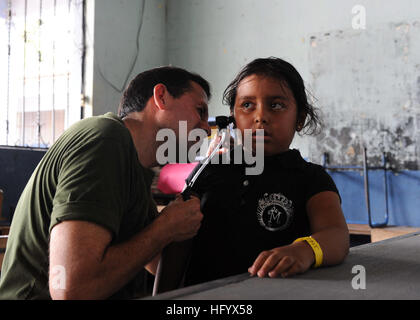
<box><xmin>272</xmin><ymin>102</ymin><xmax>286</xmax><ymax>109</ymax></box>
<box><xmin>242</xmin><ymin>102</ymin><xmax>253</xmax><ymax>109</ymax></box>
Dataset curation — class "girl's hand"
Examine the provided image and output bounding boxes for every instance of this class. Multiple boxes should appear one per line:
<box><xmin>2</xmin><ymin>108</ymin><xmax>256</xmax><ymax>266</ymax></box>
<box><xmin>249</xmin><ymin>191</ymin><xmax>350</xmax><ymax>278</ymax></box>
<box><xmin>248</xmin><ymin>241</ymin><xmax>315</xmax><ymax>278</ymax></box>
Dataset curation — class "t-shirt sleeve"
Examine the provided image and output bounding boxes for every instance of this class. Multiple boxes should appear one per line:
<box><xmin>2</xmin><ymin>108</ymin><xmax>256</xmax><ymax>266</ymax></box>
<box><xmin>304</xmin><ymin>164</ymin><xmax>341</xmax><ymax>203</ymax></box>
<box><xmin>49</xmin><ymin>137</ymin><xmax>130</xmax><ymax>238</ymax></box>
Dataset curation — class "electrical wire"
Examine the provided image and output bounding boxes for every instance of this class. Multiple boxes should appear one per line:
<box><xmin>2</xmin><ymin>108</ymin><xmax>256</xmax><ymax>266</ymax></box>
<box><xmin>96</xmin><ymin>0</ymin><xmax>146</xmax><ymax>93</ymax></box>
<box><xmin>80</xmin><ymin>0</ymin><xmax>86</xmax><ymax>119</ymax></box>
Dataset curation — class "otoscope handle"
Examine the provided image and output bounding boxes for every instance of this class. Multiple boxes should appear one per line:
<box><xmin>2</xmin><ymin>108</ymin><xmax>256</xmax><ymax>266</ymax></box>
<box><xmin>153</xmin><ymin>115</ymin><xmax>235</xmax><ymax>296</ymax></box>
<box><xmin>181</xmin><ymin>116</ymin><xmax>234</xmax><ymax>202</ymax></box>
<box><xmin>181</xmin><ymin>185</ymin><xmax>193</xmax><ymax>201</ymax></box>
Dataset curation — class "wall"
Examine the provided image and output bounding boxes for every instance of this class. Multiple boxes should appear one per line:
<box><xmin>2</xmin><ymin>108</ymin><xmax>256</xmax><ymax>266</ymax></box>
<box><xmin>4</xmin><ymin>1</ymin><xmax>420</xmax><ymax>227</ymax></box>
<box><xmin>0</xmin><ymin>0</ymin><xmax>168</xmax><ymax>223</ymax></box>
<box><xmin>166</xmin><ymin>0</ymin><xmax>420</xmax><ymax>226</ymax></box>
<box><xmin>167</xmin><ymin>0</ymin><xmax>420</xmax><ymax>167</ymax></box>
<box><xmin>86</xmin><ymin>0</ymin><xmax>167</xmax><ymax>116</ymax></box>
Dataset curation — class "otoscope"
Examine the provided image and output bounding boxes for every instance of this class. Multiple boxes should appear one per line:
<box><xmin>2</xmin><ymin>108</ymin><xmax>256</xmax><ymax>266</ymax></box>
<box><xmin>181</xmin><ymin>115</ymin><xmax>235</xmax><ymax>200</ymax></box>
<box><xmin>152</xmin><ymin>115</ymin><xmax>235</xmax><ymax>296</ymax></box>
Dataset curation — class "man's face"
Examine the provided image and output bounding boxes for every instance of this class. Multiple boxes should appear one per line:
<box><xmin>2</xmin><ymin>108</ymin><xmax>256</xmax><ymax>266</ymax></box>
<box><xmin>167</xmin><ymin>81</ymin><xmax>210</xmax><ymax>148</ymax></box>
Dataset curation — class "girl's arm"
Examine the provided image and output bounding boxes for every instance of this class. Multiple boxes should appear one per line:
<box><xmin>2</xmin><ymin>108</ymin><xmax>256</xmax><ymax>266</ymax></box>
<box><xmin>306</xmin><ymin>191</ymin><xmax>350</xmax><ymax>265</ymax></box>
<box><xmin>248</xmin><ymin>191</ymin><xmax>349</xmax><ymax>278</ymax></box>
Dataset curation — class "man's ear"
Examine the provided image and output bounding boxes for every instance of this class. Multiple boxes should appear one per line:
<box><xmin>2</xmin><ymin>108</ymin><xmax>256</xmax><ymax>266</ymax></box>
<box><xmin>153</xmin><ymin>83</ymin><xmax>169</xmax><ymax>110</ymax></box>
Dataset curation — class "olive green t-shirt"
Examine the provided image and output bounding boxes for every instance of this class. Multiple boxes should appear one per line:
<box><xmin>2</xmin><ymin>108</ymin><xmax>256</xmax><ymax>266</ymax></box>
<box><xmin>0</xmin><ymin>113</ymin><xmax>157</xmax><ymax>299</ymax></box>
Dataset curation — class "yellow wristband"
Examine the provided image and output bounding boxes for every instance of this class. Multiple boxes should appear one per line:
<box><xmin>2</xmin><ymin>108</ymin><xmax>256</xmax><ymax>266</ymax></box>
<box><xmin>293</xmin><ymin>236</ymin><xmax>323</xmax><ymax>268</ymax></box>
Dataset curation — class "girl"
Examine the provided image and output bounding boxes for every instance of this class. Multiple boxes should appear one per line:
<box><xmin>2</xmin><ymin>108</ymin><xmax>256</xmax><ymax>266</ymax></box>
<box><xmin>181</xmin><ymin>57</ymin><xmax>349</xmax><ymax>286</ymax></box>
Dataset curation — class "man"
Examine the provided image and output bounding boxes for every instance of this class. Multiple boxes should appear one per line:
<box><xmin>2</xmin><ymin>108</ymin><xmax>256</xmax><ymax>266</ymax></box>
<box><xmin>0</xmin><ymin>66</ymin><xmax>211</xmax><ymax>299</ymax></box>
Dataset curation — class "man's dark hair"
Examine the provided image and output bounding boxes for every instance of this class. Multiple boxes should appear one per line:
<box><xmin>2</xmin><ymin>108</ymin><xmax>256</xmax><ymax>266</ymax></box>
<box><xmin>223</xmin><ymin>57</ymin><xmax>320</xmax><ymax>135</ymax></box>
<box><xmin>118</xmin><ymin>66</ymin><xmax>211</xmax><ymax>118</ymax></box>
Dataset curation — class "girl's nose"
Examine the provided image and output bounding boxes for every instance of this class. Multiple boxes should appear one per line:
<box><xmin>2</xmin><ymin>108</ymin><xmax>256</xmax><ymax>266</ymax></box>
<box><xmin>254</xmin><ymin>106</ymin><xmax>268</xmax><ymax>124</ymax></box>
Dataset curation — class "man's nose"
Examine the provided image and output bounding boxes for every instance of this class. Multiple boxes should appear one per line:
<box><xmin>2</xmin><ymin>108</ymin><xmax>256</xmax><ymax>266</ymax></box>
<box><xmin>201</xmin><ymin>121</ymin><xmax>211</xmax><ymax>136</ymax></box>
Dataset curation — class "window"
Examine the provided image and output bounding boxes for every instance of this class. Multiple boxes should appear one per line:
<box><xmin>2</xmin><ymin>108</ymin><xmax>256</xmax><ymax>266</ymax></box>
<box><xmin>0</xmin><ymin>0</ymin><xmax>85</xmax><ymax>148</ymax></box>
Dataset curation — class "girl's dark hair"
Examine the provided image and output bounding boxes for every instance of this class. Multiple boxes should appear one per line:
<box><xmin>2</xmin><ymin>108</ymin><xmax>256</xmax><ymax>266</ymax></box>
<box><xmin>223</xmin><ymin>57</ymin><xmax>320</xmax><ymax>135</ymax></box>
<box><xmin>118</xmin><ymin>66</ymin><xmax>211</xmax><ymax>118</ymax></box>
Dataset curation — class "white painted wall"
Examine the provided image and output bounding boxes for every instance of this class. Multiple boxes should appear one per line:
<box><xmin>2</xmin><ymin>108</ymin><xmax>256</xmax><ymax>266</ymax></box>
<box><xmin>85</xmin><ymin>0</ymin><xmax>420</xmax><ymax>168</ymax></box>
<box><xmin>85</xmin><ymin>0</ymin><xmax>167</xmax><ymax>117</ymax></box>
<box><xmin>166</xmin><ymin>0</ymin><xmax>420</xmax><ymax>168</ymax></box>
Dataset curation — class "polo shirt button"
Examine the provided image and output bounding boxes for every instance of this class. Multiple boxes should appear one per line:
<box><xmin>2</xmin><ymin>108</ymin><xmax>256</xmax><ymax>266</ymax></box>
<box><xmin>243</xmin><ymin>180</ymin><xmax>249</xmax><ymax>187</ymax></box>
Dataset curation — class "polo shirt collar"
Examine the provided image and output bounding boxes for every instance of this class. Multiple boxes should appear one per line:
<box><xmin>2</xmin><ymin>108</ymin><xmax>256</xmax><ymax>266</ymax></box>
<box><xmin>261</xmin><ymin>149</ymin><xmax>306</xmax><ymax>169</ymax></box>
<box><xmin>226</xmin><ymin>147</ymin><xmax>306</xmax><ymax>170</ymax></box>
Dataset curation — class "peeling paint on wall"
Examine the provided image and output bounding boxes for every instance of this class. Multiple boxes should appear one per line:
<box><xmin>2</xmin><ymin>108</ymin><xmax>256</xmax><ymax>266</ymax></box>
<box><xmin>314</xmin><ymin>115</ymin><xmax>420</xmax><ymax>169</ymax></box>
<box><xmin>308</xmin><ymin>21</ymin><xmax>420</xmax><ymax>170</ymax></box>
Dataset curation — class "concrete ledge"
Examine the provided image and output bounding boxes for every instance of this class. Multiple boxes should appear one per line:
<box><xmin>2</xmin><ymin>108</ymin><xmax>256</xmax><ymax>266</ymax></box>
<box><xmin>146</xmin><ymin>232</ymin><xmax>420</xmax><ymax>300</ymax></box>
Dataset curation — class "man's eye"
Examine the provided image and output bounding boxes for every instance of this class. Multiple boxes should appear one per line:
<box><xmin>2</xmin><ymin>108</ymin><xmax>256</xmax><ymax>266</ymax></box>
<box><xmin>197</xmin><ymin>108</ymin><xmax>204</xmax><ymax>118</ymax></box>
<box><xmin>242</xmin><ymin>102</ymin><xmax>252</xmax><ymax>108</ymax></box>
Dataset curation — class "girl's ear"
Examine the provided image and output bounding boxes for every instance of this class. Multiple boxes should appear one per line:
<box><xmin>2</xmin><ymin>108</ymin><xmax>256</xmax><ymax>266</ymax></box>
<box><xmin>230</xmin><ymin>109</ymin><xmax>237</xmax><ymax>128</ymax></box>
<box><xmin>296</xmin><ymin>112</ymin><xmax>307</xmax><ymax>132</ymax></box>
<box><xmin>153</xmin><ymin>83</ymin><xmax>168</xmax><ymax>110</ymax></box>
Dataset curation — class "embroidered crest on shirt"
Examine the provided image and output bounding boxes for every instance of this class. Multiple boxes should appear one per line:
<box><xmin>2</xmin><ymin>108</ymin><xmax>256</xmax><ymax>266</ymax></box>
<box><xmin>256</xmin><ymin>193</ymin><xmax>294</xmax><ymax>231</ymax></box>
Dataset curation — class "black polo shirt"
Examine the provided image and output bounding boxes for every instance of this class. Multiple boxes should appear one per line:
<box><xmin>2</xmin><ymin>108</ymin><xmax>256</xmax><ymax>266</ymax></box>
<box><xmin>183</xmin><ymin>148</ymin><xmax>340</xmax><ymax>286</ymax></box>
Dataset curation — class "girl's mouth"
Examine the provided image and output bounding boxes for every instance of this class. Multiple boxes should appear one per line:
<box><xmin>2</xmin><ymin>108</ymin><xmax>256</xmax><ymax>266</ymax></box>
<box><xmin>252</xmin><ymin>129</ymin><xmax>271</xmax><ymax>139</ymax></box>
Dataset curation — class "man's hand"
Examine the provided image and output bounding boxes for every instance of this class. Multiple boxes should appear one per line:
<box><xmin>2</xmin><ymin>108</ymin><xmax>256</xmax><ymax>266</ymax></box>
<box><xmin>248</xmin><ymin>241</ymin><xmax>315</xmax><ymax>278</ymax></box>
<box><xmin>206</xmin><ymin>133</ymin><xmax>234</xmax><ymax>157</ymax></box>
<box><xmin>48</xmin><ymin>196</ymin><xmax>203</xmax><ymax>299</ymax></box>
<box><xmin>157</xmin><ymin>195</ymin><xmax>203</xmax><ymax>242</ymax></box>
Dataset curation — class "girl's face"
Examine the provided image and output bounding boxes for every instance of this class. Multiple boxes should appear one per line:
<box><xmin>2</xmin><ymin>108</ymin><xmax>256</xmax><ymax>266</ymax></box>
<box><xmin>233</xmin><ymin>74</ymin><xmax>304</xmax><ymax>156</ymax></box>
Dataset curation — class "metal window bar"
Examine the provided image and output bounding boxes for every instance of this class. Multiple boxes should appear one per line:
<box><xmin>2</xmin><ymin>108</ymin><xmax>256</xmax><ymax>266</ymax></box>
<box><xmin>322</xmin><ymin>147</ymin><xmax>389</xmax><ymax>228</ymax></box>
<box><xmin>37</xmin><ymin>0</ymin><xmax>42</xmax><ymax>148</ymax></box>
<box><xmin>22</xmin><ymin>0</ymin><xmax>27</xmax><ymax>146</ymax></box>
<box><xmin>3</xmin><ymin>0</ymin><xmax>85</xmax><ymax>148</ymax></box>
<box><xmin>80</xmin><ymin>0</ymin><xmax>86</xmax><ymax>120</ymax></box>
<box><xmin>52</xmin><ymin>0</ymin><xmax>57</xmax><ymax>143</ymax></box>
<box><xmin>6</xmin><ymin>0</ymin><xmax>12</xmax><ymax>145</ymax></box>
<box><xmin>66</xmin><ymin>0</ymin><xmax>71</xmax><ymax>129</ymax></box>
